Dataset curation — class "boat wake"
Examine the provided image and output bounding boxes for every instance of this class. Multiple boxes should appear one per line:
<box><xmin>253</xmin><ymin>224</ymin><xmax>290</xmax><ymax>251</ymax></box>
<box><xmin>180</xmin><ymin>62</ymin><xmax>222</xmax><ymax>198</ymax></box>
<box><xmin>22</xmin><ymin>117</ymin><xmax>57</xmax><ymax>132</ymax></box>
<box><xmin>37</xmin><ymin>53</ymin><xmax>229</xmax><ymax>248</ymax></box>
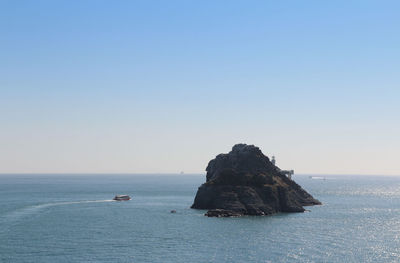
<box><xmin>0</xmin><ymin>199</ymin><xmax>115</xmax><ymax>229</ymax></box>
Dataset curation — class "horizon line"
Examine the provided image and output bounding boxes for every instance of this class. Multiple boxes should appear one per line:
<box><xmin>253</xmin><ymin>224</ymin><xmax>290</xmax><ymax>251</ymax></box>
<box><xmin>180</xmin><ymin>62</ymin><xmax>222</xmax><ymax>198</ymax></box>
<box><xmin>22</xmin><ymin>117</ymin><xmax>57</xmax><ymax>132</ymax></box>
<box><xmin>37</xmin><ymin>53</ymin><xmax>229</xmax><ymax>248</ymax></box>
<box><xmin>0</xmin><ymin>172</ymin><xmax>399</xmax><ymax>177</ymax></box>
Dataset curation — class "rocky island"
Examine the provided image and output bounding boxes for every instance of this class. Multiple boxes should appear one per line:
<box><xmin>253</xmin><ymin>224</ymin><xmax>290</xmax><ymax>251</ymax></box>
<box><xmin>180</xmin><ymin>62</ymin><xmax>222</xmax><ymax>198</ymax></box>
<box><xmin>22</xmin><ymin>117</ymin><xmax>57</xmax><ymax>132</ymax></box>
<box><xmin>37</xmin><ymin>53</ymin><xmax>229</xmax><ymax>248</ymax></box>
<box><xmin>191</xmin><ymin>144</ymin><xmax>321</xmax><ymax>217</ymax></box>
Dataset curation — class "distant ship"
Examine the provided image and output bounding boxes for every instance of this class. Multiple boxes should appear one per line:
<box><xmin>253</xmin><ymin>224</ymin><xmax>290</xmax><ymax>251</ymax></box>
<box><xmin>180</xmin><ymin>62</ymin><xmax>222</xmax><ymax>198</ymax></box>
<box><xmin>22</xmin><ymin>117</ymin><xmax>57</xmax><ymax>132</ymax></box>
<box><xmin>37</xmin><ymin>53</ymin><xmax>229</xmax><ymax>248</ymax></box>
<box><xmin>113</xmin><ymin>195</ymin><xmax>131</xmax><ymax>201</ymax></box>
<box><xmin>309</xmin><ymin>176</ymin><xmax>326</xmax><ymax>180</ymax></box>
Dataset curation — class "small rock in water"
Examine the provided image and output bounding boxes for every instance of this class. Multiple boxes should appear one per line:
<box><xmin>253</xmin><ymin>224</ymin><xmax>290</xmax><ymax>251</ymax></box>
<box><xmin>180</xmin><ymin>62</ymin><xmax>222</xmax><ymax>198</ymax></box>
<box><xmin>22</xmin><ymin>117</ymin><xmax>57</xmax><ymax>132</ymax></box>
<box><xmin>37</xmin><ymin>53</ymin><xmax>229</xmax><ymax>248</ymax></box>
<box><xmin>205</xmin><ymin>209</ymin><xmax>242</xmax><ymax>217</ymax></box>
<box><xmin>170</xmin><ymin>210</ymin><xmax>177</xmax><ymax>213</ymax></box>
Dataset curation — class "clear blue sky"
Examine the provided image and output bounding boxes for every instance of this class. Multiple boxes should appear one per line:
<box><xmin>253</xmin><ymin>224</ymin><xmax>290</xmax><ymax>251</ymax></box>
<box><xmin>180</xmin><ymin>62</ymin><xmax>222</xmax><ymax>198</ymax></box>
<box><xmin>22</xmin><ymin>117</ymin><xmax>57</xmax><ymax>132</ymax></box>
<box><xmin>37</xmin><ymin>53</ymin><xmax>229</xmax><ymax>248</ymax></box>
<box><xmin>1</xmin><ymin>0</ymin><xmax>399</xmax><ymax>174</ymax></box>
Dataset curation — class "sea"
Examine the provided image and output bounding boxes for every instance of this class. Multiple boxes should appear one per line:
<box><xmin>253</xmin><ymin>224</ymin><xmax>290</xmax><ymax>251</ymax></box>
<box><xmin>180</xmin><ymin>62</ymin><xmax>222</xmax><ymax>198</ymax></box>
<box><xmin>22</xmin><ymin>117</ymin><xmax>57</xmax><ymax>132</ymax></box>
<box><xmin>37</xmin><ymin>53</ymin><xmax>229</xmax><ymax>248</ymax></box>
<box><xmin>1</xmin><ymin>174</ymin><xmax>400</xmax><ymax>263</ymax></box>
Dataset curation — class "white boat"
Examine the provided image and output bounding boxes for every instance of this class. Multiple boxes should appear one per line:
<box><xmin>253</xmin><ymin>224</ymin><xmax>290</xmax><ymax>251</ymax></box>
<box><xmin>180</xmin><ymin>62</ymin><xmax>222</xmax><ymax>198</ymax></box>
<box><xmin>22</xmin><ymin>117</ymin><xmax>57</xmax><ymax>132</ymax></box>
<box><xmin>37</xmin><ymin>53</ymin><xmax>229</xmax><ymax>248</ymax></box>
<box><xmin>113</xmin><ymin>195</ymin><xmax>131</xmax><ymax>201</ymax></box>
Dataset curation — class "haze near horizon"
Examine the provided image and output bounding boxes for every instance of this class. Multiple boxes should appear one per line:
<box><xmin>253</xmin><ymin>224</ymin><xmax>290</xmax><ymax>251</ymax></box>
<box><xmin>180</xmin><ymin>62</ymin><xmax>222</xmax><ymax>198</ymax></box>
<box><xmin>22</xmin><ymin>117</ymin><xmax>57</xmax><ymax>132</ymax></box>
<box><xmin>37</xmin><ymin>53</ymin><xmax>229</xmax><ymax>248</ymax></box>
<box><xmin>1</xmin><ymin>1</ymin><xmax>399</xmax><ymax>175</ymax></box>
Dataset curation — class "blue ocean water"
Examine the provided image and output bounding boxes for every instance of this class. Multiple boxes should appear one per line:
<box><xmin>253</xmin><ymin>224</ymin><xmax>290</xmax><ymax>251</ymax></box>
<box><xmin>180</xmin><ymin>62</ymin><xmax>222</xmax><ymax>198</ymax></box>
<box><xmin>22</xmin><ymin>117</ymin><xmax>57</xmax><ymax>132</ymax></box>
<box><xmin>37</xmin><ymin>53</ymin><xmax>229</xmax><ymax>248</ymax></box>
<box><xmin>1</xmin><ymin>174</ymin><xmax>400</xmax><ymax>263</ymax></box>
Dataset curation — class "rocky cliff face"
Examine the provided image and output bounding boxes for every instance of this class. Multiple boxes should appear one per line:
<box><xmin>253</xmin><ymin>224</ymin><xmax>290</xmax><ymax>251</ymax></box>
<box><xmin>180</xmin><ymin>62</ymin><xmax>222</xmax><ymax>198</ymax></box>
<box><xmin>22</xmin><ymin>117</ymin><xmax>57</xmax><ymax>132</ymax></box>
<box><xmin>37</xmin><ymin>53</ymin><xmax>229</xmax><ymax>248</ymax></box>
<box><xmin>191</xmin><ymin>144</ymin><xmax>321</xmax><ymax>217</ymax></box>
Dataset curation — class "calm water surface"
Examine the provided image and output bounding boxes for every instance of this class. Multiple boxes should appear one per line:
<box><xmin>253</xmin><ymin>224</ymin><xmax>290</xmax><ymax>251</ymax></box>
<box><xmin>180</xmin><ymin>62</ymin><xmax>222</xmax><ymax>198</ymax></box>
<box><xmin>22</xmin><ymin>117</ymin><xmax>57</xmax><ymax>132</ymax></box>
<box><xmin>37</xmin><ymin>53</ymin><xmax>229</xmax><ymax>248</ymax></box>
<box><xmin>1</xmin><ymin>174</ymin><xmax>400</xmax><ymax>262</ymax></box>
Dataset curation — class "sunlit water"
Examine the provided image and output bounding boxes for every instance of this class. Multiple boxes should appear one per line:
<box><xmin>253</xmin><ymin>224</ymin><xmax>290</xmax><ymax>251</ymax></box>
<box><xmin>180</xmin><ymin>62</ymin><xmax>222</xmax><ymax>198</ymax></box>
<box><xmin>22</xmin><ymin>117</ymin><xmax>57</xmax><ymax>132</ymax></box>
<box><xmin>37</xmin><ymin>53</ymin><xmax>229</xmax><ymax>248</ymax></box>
<box><xmin>1</xmin><ymin>174</ymin><xmax>400</xmax><ymax>262</ymax></box>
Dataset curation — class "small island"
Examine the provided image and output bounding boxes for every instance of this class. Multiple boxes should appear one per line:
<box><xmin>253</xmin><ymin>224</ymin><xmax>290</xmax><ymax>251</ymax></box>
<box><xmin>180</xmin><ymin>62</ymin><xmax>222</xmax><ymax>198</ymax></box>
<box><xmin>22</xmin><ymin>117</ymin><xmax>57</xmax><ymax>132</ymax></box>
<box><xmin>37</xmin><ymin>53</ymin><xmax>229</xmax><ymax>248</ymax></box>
<box><xmin>191</xmin><ymin>144</ymin><xmax>321</xmax><ymax>217</ymax></box>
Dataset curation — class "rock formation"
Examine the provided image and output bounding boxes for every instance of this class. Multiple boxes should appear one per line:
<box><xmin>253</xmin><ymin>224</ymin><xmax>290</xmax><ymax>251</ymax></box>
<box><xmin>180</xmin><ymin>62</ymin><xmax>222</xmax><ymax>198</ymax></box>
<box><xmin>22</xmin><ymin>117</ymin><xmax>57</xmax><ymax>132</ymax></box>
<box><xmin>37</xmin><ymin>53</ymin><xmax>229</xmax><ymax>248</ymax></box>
<box><xmin>191</xmin><ymin>144</ymin><xmax>321</xmax><ymax>217</ymax></box>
